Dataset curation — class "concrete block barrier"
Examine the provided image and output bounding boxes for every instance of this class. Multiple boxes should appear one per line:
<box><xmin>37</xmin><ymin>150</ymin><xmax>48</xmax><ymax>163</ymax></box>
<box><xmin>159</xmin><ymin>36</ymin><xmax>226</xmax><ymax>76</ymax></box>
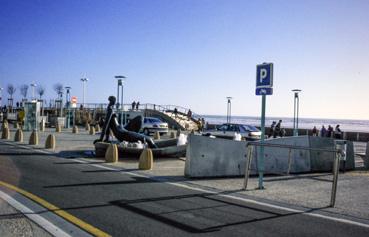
<box><xmin>45</xmin><ymin>134</ymin><xmax>56</xmax><ymax>149</ymax></box>
<box><xmin>29</xmin><ymin>130</ymin><xmax>39</xmax><ymax>145</ymax></box>
<box><xmin>89</xmin><ymin>126</ymin><xmax>96</xmax><ymax>135</ymax></box>
<box><xmin>72</xmin><ymin>125</ymin><xmax>79</xmax><ymax>134</ymax></box>
<box><xmin>14</xmin><ymin>129</ymin><xmax>23</xmax><ymax>142</ymax></box>
<box><xmin>154</xmin><ymin>131</ymin><xmax>160</xmax><ymax>140</ymax></box>
<box><xmin>139</xmin><ymin>149</ymin><xmax>153</xmax><ymax>170</ymax></box>
<box><xmin>105</xmin><ymin>143</ymin><xmax>118</xmax><ymax>163</ymax></box>
<box><xmin>1</xmin><ymin>127</ymin><xmax>10</xmax><ymax>140</ymax></box>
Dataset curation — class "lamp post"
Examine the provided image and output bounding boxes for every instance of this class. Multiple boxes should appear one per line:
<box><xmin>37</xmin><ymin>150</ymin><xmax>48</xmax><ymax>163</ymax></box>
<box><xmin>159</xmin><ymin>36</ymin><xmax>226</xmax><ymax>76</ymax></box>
<box><xmin>80</xmin><ymin>78</ymin><xmax>88</xmax><ymax>108</ymax></box>
<box><xmin>0</xmin><ymin>87</ymin><xmax>3</xmax><ymax>106</ymax></box>
<box><xmin>226</xmin><ymin>97</ymin><xmax>233</xmax><ymax>124</ymax></box>
<box><xmin>65</xmin><ymin>87</ymin><xmax>71</xmax><ymax>128</ymax></box>
<box><xmin>30</xmin><ymin>83</ymin><xmax>37</xmax><ymax>101</ymax></box>
<box><xmin>115</xmin><ymin>75</ymin><xmax>126</xmax><ymax>125</ymax></box>
<box><xmin>292</xmin><ymin>89</ymin><xmax>302</xmax><ymax>136</ymax></box>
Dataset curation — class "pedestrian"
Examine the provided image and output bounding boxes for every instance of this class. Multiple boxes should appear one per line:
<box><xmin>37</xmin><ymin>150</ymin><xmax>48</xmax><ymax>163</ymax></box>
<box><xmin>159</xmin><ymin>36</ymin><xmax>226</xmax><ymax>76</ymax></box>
<box><xmin>136</xmin><ymin>101</ymin><xmax>140</xmax><ymax>110</ymax></box>
<box><xmin>187</xmin><ymin>109</ymin><xmax>192</xmax><ymax>121</ymax></box>
<box><xmin>173</xmin><ymin>107</ymin><xmax>178</xmax><ymax>119</ymax></box>
<box><xmin>131</xmin><ymin>101</ymin><xmax>136</xmax><ymax>111</ymax></box>
<box><xmin>334</xmin><ymin>124</ymin><xmax>342</xmax><ymax>139</ymax></box>
<box><xmin>320</xmin><ymin>125</ymin><xmax>327</xmax><ymax>137</ymax></box>
<box><xmin>197</xmin><ymin>118</ymin><xmax>203</xmax><ymax>132</ymax></box>
<box><xmin>268</xmin><ymin>121</ymin><xmax>276</xmax><ymax>138</ymax></box>
<box><xmin>16</xmin><ymin>102</ymin><xmax>19</xmax><ymax>108</ymax></box>
<box><xmin>201</xmin><ymin>118</ymin><xmax>206</xmax><ymax>130</ymax></box>
<box><xmin>274</xmin><ymin>120</ymin><xmax>282</xmax><ymax>138</ymax></box>
<box><xmin>327</xmin><ymin>125</ymin><xmax>333</xmax><ymax>138</ymax></box>
<box><xmin>312</xmin><ymin>126</ymin><xmax>318</xmax><ymax>136</ymax></box>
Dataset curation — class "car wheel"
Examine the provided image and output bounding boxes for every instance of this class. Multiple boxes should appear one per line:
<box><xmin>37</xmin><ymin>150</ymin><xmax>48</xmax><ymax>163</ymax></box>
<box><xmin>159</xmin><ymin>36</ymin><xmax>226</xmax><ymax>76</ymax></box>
<box><xmin>143</xmin><ymin>128</ymin><xmax>150</xmax><ymax>135</ymax></box>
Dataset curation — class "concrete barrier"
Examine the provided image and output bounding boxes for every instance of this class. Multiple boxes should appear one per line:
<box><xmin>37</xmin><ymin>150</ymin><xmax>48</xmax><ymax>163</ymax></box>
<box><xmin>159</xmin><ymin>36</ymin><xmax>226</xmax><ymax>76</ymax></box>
<box><xmin>89</xmin><ymin>126</ymin><xmax>96</xmax><ymax>135</ymax></box>
<box><xmin>1</xmin><ymin>127</ymin><xmax>10</xmax><ymax>140</ymax></box>
<box><xmin>29</xmin><ymin>130</ymin><xmax>39</xmax><ymax>145</ymax></box>
<box><xmin>105</xmin><ymin>143</ymin><xmax>118</xmax><ymax>163</ymax></box>
<box><xmin>72</xmin><ymin>125</ymin><xmax>79</xmax><ymax>134</ymax></box>
<box><xmin>139</xmin><ymin>149</ymin><xmax>153</xmax><ymax>170</ymax></box>
<box><xmin>14</xmin><ymin>129</ymin><xmax>23</xmax><ymax>142</ymax></box>
<box><xmin>185</xmin><ymin>135</ymin><xmax>247</xmax><ymax>178</ymax></box>
<box><xmin>154</xmin><ymin>131</ymin><xmax>160</xmax><ymax>140</ymax></box>
<box><xmin>45</xmin><ymin>134</ymin><xmax>56</xmax><ymax>149</ymax></box>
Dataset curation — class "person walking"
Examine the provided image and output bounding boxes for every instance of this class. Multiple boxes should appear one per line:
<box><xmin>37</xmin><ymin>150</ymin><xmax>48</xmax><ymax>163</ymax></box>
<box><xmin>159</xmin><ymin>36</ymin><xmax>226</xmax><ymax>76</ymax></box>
<box><xmin>136</xmin><ymin>101</ymin><xmax>140</xmax><ymax>110</ymax></box>
<box><xmin>131</xmin><ymin>101</ymin><xmax>136</xmax><ymax>111</ymax></box>
<box><xmin>187</xmin><ymin>109</ymin><xmax>192</xmax><ymax>121</ymax></box>
<box><xmin>173</xmin><ymin>107</ymin><xmax>178</xmax><ymax>119</ymax></box>
<box><xmin>274</xmin><ymin>120</ymin><xmax>282</xmax><ymax>138</ymax></box>
<box><xmin>327</xmin><ymin>125</ymin><xmax>333</xmax><ymax>138</ymax></box>
<box><xmin>320</xmin><ymin>125</ymin><xmax>327</xmax><ymax>137</ymax></box>
<box><xmin>334</xmin><ymin>124</ymin><xmax>342</xmax><ymax>139</ymax></box>
<box><xmin>268</xmin><ymin>121</ymin><xmax>276</xmax><ymax>138</ymax></box>
<box><xmin>312</xmin><ymin>126</ymin><xmax>318</xmax><ymax>136</ymax></box>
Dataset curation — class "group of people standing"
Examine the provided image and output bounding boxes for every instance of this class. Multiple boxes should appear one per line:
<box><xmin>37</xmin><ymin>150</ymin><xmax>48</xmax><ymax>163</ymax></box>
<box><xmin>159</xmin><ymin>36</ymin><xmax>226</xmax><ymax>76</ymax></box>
<box><xmin>312</xmin><ymin>124</ymin><xmax>342</xmax><ymax>139</ymax></box>
<box><xmin>131</xmin><ymin>101</ymin><xmax>140</xmax><ymax>111</ymax></box>
<box><xmin>268</xmin><ymin>120</ymin><xmax>285</xmax><ymax>138</ymax></box>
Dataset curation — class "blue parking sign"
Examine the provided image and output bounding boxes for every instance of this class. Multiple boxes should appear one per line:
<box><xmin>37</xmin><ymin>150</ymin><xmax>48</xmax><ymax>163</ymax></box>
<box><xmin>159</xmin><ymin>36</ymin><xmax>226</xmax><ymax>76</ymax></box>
<box><xmin>256</xmin><ymin>87</ymin><xmax>273</xmax><ymax>95</ymax></box>
<box><xmin>256</xmin><ymin>63</ymin><xmax>273</xmax><ymax>88</ymax></box>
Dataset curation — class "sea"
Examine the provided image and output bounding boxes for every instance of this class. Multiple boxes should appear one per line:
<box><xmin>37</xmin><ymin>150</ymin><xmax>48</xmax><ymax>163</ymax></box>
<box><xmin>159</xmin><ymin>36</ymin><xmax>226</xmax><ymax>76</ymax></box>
<box><xmin>201</xmin><ymin>115</ymin><xmax>369</xmax><ymax>133</ymax></box>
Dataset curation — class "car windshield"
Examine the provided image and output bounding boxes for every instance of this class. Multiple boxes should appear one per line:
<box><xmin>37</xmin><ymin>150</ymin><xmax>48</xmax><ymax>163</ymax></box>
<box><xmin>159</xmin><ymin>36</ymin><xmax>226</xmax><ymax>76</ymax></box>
<box><xmin>240</xmin><ymin>125</ymin><xmax>259</xmax><ymax>132</ymax></box>
<box><xmin>147</xmin><ymin>118</ymin><xmax>162</xmax><ymax>123</ymax></box>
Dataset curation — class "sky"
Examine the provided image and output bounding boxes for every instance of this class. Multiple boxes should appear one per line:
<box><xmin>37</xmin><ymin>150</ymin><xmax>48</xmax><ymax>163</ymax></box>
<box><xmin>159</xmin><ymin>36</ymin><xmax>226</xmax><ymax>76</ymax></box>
<box><xmin>1</xmin><ymin>0</ymin><xmax>369</xmax><ymax>120</ymax></box>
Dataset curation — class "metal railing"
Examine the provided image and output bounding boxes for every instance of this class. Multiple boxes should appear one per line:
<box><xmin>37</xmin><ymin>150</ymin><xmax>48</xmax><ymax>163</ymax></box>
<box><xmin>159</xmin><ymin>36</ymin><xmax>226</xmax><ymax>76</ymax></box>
<box><xmin>243</xmin><ymin>142</ymin><xmax>344</xmax><ymax>207</ymax></box>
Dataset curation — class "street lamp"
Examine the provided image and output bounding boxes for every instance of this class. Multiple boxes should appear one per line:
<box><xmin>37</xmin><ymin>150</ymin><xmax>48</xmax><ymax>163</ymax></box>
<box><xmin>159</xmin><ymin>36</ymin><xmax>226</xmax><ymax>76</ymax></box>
<box><xmin>115</xmin><ymin>76</ymin><xmax>126</xmax><ymax>125</ymax></box>
<box><xmin>226</xmin><ymin>97</ymin><xmax>233</xmax><ymax>124</ymax></box>
<box><xmin>65</xmin><ymin>87</ymin><xmax>71</xmax><ymax>128</ymax></box>
<box><xmin>30</xmin><ymin>83</ymin><xmax>37</xmax><ymax>101</ymax></box>
<box><xmin>292</xmin><ymin>89</ymin><xmax>302</xmax><ymax>136</ymax></box>
<box><xmin>80</xmin><ymin>78</ymin><xmax>88</xmax><ymax>108</ymax></box>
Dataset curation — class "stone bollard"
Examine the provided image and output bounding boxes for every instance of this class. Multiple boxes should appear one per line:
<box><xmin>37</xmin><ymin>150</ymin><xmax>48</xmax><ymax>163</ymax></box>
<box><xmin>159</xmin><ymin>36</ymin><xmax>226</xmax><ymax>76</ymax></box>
<box><xmin>72</xmin><ymin>125</ymin><xmax>79</xmax><ymax>134</ymax></box>
<box><xmin>105</xmin><ymin>143</ymin><xmax>118</xmax><ymax>163</ymax></box>
<box><xmin>85</xmin><ymin>123</ymin><xmax>90</xmax><ymax>131</ymax></box>
<box><xmin>1</xmin><ymin>127</ymin><xmax>10</xmax><ymax>139</ymax></box>
<box><xmin>29</xmin><ymin>130</ymin><xmax>39</xmax><ymax>145</ymax></box>
<box><xmin>45</xmin><ymin>134</ymin><xmax>56</xmax><ymax>149</ymax></box>
<box><xmin>153</xmin><ymin>131</ymin><xmax>160</xmax><ymax>140</ymax></box>
<box><xmin>55</xmin><ymin>123</ymin><xmax>62</xmax><ymax>133</ymax></box>
<box><xmin>170</xmin><ymin>131</ymin><xmax>176</xmax><ymax>139</ymax></box>
<box><xmin>95</xmin><ymin>124</ymin><xmax>101</xmax><ymax>133</ymax></box>
<box><xmin>89</xmin><ymin>126</ymin><xmax>96</xmax><ymax>135</ymax></box>
<box><xmin>138</xmin><ymin>148</ymin><xmax>153</xmax><ymax>170</ymax></box>
<box><xmin>14</xmin><ymin>129</ymin><xmax>23</xmax><ymax>142</ymax></box>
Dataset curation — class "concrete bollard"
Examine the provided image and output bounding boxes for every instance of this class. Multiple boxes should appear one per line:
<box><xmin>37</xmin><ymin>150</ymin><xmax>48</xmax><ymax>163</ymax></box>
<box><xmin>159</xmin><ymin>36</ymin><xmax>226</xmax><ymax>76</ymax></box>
<box><xmin>95</xmin><ymin>124</ymin><xmax>101</xmax><ymax>133</ymax></box>
<box><xmin>72</xmin><ymin>125</ymin><xmax>79</xmax><ymax>134</ymax></box>
<box><xmin>138</xmin><ymin>148</ymin><xmax>153</xmax><ymax>170</ymax></box>
<box><xmin>89</xmin><ymin>126</ymin><xmax>96</xmax><ymax>135</ymax></box>
<box><xmin>170</xmin><ymin>131</ymin><xmax>176</xmax><ymax>139</ymax></box>
<box><xmin>45</xmin><ymin>134</ymin><xmax>56</xmax><ymax>149</ymax></box>
<box><xmin>85</xmin><ymin>123</ymin><xmax>90</xmax><ymax>131</ymax></box>
<box><xmin>29</xmin><ymin>130</ymin><xmax>39</xmax><ymax>145</ymax></box>
<box><xmin>1</xmin><ymin>127</ymin><xmax>10</xmax><ymax>139</ymax></box>
<box><xmin>105</xmin><ymin>143</ymin><xmax>118</xmax><ymax>163</ymax></box>
<box><xmin>153</xmin><ymin>131</ymin><xmax>160</xmax><ymax>140</ymax></box>
<box><xmin>55</xmin><ymin>124</ymin><xmax>62</xmax><ymax>133</ymax></box>
<box><xmin>14</xmin><ymin>129</ymin><xmax>23</xmax><ymax>142</ymax></box>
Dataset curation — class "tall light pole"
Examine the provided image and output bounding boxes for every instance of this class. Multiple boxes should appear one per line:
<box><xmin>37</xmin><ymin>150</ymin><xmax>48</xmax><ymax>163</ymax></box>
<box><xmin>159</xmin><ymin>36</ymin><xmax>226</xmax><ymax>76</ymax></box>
<box><xmin>30</xmin><ymin>83</ymin><xmax>37</xmax><ymax>101</ymax></box>
<box><xmin>115</xmin><ymin>75</ymin><xmax>126</xmax><ymax>125</ymax></box>
<box><xmin>65</xmin><ymin>86</ymin><xmax>71</xmax><ymax>128</ymax></box>
<box><xmin>80</xmin><ymin>78</ymin><xmax>88</xmax><ymax>108</ymax></box>
<box><xmin>0</xmin><ymin>87</ymin><xmax>3</xmax><ymax>106</ymax></box>
<box><xmin>226</xmin><ymin>97</ymin><xmax>233</xmax><ymax>124</ymax></box>
<box><xmin>292</xmin><ymin>89</ymin><xmax>302</xmax><ymax>136</ymax></box>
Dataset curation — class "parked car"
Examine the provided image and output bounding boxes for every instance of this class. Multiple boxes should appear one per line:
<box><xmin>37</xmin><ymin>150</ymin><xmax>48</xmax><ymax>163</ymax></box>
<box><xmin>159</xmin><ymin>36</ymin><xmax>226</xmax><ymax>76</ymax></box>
<box><xmin>203</xmin><ymin>123</ymin><xmax>261</xmax><ymax>140</ymax></box>
<box><xmin>141</xmin><ymin>117</ymin><xmax>168</xmax><ymax>135</ymax></box>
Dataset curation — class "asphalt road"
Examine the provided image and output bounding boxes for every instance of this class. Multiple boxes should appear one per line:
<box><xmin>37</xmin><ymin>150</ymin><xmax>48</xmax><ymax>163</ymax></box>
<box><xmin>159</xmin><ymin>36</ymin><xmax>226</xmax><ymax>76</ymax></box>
<box><xmin>0</xmin><ymin>141</ymin><xmax>368</xmax><ymax>236</ymax></box>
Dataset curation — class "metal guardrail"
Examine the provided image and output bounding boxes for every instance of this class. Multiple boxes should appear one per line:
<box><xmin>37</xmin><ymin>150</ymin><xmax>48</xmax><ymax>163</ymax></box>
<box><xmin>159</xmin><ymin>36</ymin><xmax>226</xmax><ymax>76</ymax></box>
<box><xmin>243</xmin><ymin>142</ymin><xmax>344</xmax><ymax>207</ymax></box>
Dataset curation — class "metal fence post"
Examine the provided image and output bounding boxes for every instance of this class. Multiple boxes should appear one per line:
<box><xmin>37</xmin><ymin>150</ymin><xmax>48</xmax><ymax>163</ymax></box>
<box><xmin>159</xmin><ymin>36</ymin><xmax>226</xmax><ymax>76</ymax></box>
<box><xmin>243</xmin><ymin>145</ymin><xmax>254</xmax><ymax>190</ymax></box>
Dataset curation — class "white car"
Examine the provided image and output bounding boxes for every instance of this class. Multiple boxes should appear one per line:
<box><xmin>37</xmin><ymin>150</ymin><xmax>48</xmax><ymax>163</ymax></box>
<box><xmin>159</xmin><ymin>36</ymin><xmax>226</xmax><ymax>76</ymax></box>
<box><xmin>141</xmin><ymin>117</ymin><xmax>168</xmax><ymax>135</ymax></box>
<box><xmin>204</xmin><ymin>123</ymin><xmax>261</xmax><ymax>140</ymax></box>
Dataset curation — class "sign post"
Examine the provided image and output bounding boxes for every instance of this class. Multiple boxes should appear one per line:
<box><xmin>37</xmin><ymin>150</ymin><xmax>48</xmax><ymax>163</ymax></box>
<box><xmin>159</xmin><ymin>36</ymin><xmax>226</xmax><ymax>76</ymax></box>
<box><xmin>256</xmin><ymin>63</ymin><xmax>274</xmax><ymax>189</ymax></box>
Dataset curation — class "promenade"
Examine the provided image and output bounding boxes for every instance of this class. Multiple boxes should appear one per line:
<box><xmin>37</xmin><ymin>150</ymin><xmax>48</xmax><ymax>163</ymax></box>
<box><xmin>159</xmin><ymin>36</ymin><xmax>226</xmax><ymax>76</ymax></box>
<box><xmin>0</xmin><ymin>126</ymin><xmax>369</xmax><ymax>236</ymax></box>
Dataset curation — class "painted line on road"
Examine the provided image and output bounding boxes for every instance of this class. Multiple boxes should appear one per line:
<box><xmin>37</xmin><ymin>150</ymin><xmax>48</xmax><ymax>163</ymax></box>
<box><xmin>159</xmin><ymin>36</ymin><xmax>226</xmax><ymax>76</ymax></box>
<box><xmin>76</xmin><ymin>158</ymin><xmax>369</xmax><ymax>229</ymax></box>
<box><xmin>0</xmin><ymin>189</ymin><xmax>71</xmax><ymax>237</ymax></box>
<box><xmin>0</xmin><ymin>181</ymin><xmax>111</xmax><ymax>237</ymax></box>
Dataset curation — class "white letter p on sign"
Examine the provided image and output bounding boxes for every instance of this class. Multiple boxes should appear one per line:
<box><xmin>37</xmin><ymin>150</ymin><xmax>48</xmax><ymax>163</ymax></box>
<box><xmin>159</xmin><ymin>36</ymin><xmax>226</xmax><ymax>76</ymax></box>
<box><xmin>260</xmin><ymin>69</ymin><xmax>267</xmax><ymax>83</ymax></box>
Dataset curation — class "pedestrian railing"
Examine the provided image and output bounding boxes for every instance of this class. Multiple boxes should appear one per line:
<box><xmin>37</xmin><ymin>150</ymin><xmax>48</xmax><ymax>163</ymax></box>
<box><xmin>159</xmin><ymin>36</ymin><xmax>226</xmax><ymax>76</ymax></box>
<box><xmin>243</xmin><ymin>142</ymin><xmax>345</xmax><ymax>207</ymax></box>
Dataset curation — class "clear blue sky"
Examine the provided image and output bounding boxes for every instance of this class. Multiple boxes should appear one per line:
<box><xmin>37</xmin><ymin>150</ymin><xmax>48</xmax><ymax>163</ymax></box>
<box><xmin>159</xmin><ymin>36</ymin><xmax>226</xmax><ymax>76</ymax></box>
<box><xmin>1</xmin><ymin>0</ymin><xmax>369</xmax><ymax>119</ymax></box>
